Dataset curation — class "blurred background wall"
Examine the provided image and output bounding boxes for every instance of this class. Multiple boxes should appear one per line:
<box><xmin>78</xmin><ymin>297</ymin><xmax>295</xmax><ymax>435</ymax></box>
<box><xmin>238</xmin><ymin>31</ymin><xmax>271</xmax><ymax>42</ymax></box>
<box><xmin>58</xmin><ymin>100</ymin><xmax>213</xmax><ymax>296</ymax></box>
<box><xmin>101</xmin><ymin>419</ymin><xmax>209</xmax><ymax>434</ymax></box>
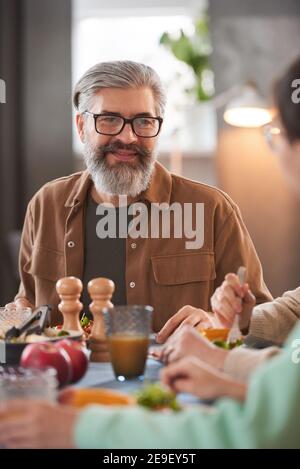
<box><xmin>0</xmin><ymin>0</ymin><xmax>299</xmax><ymax>305</ymax></box>
<box><xmin>0</xmin><ymin>0</ymin><xmax>73</xmax><ymax>303</ymax></box>
<box><xmin>209</xmin><ymin>0</ymin><xmax>300</xmax><ymax>296</ymax></box>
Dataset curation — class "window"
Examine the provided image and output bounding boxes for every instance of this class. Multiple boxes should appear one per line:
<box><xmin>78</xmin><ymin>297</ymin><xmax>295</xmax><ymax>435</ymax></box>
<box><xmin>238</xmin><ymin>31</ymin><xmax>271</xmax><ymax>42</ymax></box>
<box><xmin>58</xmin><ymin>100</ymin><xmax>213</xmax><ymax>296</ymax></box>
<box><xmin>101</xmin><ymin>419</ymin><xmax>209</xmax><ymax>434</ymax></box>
<box><xmin>72</xmin><ymin>0</ymin><xmax>216</xmax><ymax>156</ymax></box>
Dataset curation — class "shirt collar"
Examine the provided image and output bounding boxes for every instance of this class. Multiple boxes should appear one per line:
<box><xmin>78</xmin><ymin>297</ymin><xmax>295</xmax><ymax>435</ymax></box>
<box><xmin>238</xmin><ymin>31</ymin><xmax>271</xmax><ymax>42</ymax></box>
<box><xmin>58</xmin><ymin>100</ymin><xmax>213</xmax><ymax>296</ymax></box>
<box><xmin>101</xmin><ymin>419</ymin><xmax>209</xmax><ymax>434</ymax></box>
<box><xmin>64</xmin><ymin>170</ymin><xmax>93</xmax><ymax>207</ymax></box>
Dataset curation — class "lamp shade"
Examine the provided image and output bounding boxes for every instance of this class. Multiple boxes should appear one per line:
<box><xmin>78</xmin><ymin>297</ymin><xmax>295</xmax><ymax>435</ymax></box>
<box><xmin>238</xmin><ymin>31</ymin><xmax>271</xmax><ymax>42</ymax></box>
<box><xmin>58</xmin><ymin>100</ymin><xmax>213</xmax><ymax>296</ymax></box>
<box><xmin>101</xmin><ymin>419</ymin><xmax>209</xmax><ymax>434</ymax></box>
<box><xmin>223</xmin><ymin>83</ymin><xmax>272</xmax><ymax>128</ymax></box>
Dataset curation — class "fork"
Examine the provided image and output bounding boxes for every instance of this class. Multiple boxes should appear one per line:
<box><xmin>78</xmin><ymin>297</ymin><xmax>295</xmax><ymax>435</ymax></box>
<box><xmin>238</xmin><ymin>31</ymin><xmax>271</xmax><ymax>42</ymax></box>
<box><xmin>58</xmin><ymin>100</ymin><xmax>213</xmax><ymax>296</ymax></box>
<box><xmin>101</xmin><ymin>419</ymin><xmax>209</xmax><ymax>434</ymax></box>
<box><xmin>227</xmin><ymin>266</ymin><xmax>246</xmax><ymax>344</ymax></box>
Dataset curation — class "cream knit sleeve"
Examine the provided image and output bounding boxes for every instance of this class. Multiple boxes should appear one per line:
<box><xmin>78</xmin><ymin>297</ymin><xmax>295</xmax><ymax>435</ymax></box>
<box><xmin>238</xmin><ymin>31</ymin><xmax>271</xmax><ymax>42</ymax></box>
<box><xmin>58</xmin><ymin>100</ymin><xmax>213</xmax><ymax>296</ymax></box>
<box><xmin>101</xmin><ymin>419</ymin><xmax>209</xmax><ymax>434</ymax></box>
<box><xmin>249</xmin><ymin>287</ymin><xmax>300</xmax><ymax>345</ymax></box>
<box><xmin>223</xmin><ymin>346</ymin><xmax>281</xmax><ymax>382</ymax></box>
<box><xmin>223</xmin><ymin>287</ymin><xmax>300</xmax><ymax>382</ymax></box>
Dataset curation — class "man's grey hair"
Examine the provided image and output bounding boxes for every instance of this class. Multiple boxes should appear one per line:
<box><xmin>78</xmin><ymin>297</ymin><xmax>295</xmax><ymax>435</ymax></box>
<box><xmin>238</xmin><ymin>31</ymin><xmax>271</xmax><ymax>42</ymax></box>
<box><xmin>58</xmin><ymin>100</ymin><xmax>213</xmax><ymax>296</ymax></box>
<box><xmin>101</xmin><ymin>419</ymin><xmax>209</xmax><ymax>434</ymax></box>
<box><xmin>73</xmin><ymin>60</ymin><xmax>167</xmax><ymax>117</ymax></box>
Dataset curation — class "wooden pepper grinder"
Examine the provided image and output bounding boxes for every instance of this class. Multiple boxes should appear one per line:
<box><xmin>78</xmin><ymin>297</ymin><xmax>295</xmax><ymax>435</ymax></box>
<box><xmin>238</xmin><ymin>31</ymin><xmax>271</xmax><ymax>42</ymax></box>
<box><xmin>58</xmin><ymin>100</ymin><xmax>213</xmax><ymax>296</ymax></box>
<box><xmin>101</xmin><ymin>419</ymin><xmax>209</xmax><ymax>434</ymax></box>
<box><xmin>56</xmin><ymin>276</ymin><xmax>83</xmax><ymax>331</ymax></box>
<box><xmin>88</xmin><ymin>277</ymin><xmax>115</xmax><ymax>362</ymax></box>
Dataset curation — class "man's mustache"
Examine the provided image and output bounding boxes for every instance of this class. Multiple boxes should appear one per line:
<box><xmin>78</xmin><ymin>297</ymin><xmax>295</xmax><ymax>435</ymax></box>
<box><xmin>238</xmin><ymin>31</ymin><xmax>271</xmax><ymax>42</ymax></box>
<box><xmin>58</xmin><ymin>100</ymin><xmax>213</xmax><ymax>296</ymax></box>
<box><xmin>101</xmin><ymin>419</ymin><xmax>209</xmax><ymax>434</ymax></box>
<box><xmin>99</xmin><ymin>141</ymin><xmax>151</xmax><ymax>159</ymax></box>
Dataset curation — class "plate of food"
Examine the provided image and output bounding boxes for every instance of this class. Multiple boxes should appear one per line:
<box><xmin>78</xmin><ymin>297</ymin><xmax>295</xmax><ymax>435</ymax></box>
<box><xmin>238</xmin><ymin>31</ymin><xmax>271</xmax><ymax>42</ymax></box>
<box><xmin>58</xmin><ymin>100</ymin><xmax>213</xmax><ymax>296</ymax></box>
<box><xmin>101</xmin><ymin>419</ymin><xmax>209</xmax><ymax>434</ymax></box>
<box><xmin>1</xmin><ymin>329</ymin><xmax>83</xmax><ymax>365</ymax></box>
<box><xmin>58</xmin><ymin>382</ymin><xmax>181</xmax><ymax>412</ymax></box>
<box><xmin>197</xmin><ymin>326</ymin><xmax>243</xmax><ymax>349</ymax></box>
<box><xmin>58</xmin><ymin>387</ymin><xmax>135</xmax><ymax>407</ymax></box>
<box><xmin>0</xmin><ymin>305</ymin><xmax>83</xmax><ymax>365</ymax></box>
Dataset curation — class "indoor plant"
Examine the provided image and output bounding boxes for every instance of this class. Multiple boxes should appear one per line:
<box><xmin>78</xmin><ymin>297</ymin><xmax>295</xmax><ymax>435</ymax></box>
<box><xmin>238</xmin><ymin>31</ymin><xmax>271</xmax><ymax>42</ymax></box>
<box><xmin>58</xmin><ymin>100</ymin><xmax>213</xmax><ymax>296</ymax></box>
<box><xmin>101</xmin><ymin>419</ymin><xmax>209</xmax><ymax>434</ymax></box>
<box><xmin>159</xmin><ymin>15</ymin><xmax>216</xmax><ymax>153</ymax></box>
<box><xmin>159</xmin><ymin>15</ymin><xmax>214</xmax><ymax>103</ymax></box>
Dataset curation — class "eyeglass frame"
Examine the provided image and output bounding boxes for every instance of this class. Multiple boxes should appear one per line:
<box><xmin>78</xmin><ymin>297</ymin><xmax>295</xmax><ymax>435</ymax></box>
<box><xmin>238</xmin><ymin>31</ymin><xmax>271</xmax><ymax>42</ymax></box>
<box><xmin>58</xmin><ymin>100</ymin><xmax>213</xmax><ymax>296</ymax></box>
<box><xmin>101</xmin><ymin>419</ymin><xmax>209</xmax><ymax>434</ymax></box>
<box><xmin>262</xmin><ymin>118</ymin><xmax>286</xmax><ymax>152</ymax></box>
<box><xmin>83</xmin><ymin>111</ymin><xmax>163</xmax><ymax>138</ymax></box>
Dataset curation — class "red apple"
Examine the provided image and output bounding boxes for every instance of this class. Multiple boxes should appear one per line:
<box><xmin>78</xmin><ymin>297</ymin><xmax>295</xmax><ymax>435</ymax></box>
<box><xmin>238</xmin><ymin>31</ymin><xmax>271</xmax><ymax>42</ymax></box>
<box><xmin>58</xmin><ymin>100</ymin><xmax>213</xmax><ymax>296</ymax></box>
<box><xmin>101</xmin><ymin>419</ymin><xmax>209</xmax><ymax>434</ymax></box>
<box><xmin>20</xmin><ymin>342</ymin><xmax>72</xmax><ymax>387</ymax></box>
<box><xmin>55</xmin><ymin>339</ymin><xmax>89</xmax><ymax>383</ymax></box>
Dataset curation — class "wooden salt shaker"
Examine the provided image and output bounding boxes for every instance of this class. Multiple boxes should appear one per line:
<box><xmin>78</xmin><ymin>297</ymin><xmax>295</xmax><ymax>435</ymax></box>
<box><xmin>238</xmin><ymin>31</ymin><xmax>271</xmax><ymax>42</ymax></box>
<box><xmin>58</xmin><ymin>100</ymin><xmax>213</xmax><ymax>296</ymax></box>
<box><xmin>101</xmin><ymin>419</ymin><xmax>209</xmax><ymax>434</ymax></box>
<box><xmin>88</xmin><ymin>277</ymin><xmax>115</xmax><ymax>362</ymax></box>
<box><xmin>56</xmin><ymin>276</ymin><xmax>83</xmax><ymax>331</ymax></box>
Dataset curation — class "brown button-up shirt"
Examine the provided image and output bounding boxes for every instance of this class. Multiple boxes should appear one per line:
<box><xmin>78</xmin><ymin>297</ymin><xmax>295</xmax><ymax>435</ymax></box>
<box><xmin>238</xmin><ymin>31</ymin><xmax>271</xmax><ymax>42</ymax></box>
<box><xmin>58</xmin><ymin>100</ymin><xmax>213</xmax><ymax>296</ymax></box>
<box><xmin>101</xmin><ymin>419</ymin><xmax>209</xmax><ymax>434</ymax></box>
<box><xmin>15</xmin><ymin>161</ymin><xmax>272</xmax><ymax>331</ymax></box>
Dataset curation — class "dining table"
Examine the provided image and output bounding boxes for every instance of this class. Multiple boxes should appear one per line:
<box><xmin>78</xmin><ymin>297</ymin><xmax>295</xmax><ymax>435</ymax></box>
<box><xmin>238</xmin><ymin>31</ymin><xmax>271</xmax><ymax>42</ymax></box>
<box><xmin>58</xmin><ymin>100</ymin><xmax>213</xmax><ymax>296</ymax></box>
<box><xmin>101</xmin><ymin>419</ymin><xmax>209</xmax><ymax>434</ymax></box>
<box><xmin>74</xmin><ymin>356</ymin><xmax>202</xmax><ymax>406</ymax></box>
<box><xmin>73</xmin><ymin>333</ymin><xmax>277</xmax><ymax>406</ymax></box>
<box><xmin>75</xmin><ymin>357</ymin><xmax>162</xmax><ymax>391</ymax></box>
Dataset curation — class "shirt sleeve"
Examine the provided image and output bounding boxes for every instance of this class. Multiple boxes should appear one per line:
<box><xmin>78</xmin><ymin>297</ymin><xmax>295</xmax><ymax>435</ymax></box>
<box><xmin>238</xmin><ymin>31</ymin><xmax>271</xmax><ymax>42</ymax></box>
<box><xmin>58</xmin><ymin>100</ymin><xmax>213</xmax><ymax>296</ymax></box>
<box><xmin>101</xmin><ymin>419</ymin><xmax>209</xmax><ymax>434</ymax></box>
<box><xmin>249</xmin><ymin>287</ymin><xmax>300</xmax><ymax>344</ymax></box>
<box><xmin>214</xmin><ymin>205</ymin><xmax>272</xmax><ymax>306</ymax></box>
<box><xmin>223</xmin><ymin>346</ymin><xmax>281</xmax><ymax>382</ymax></box>
<box><xmin>73</xmin><ymin>322</ymin><xmax>300</xmax><ymax>449</ymax></box>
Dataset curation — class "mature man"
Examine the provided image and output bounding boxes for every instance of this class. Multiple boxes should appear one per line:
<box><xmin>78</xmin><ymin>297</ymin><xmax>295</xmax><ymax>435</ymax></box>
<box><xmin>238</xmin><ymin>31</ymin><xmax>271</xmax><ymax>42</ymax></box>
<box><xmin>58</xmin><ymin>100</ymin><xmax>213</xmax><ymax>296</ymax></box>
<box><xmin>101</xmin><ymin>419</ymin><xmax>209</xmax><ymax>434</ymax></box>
<box><xmin>10</xmin><ymin>61</ymin><xmax>271</xmax><ymax>331</ymax></box>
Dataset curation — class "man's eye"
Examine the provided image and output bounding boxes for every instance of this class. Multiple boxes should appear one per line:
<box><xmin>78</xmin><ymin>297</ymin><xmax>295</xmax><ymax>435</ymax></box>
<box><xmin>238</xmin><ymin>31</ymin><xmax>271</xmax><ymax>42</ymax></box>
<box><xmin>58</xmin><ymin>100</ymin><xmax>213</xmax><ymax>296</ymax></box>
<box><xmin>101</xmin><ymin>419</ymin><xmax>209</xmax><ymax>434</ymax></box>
<box><xmin>136</xmin><ymin>118</ymin><xmax>154</xmax><ymax>127</ymax></box>
<box><xmin>100</xmin><ymin>116</ymin><xmax>120</xmax><ymax>124</ymax></box>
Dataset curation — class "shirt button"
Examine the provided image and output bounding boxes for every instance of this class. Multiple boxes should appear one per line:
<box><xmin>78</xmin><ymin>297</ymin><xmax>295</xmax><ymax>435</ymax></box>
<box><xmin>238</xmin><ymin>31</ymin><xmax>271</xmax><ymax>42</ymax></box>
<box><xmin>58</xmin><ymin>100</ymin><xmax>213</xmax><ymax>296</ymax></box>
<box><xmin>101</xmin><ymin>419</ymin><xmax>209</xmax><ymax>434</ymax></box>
<box><xmin>67</xmin><ymin>241</ymin><xmax>75</xmax><ymax>248</ymax></box>
<box><xmin>131</xmin><ymin>243</ymin><xmax>137</xmax><ymax>249</ymax></box>
<box><xmin>130</xmin><ymin>281</ymin><xmax>136</xmax><ymax>289</ymax></box>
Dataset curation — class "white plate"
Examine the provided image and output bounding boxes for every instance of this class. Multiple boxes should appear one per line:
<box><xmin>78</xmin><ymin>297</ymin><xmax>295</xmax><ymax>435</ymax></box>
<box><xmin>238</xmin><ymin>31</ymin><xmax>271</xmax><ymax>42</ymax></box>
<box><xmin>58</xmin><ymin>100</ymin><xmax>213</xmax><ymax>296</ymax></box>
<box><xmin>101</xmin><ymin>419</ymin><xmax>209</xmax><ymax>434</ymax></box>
<box><xmin>24</xmin><ymin>329</ymin><xmax>83</xmax><ymax>344</ymax></box>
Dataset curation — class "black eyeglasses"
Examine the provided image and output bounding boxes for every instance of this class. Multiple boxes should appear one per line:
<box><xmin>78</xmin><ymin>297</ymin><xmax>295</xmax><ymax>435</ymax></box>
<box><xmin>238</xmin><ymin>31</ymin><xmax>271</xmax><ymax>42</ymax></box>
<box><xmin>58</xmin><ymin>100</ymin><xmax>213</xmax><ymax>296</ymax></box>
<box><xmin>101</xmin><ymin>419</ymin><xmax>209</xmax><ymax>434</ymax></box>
<box><xmin>262</xmin><ymin>118</ymin><xmax>286</xmax><ymax>153</ymax></box>
<box><xmin>83</xmin><ymin>111</ymin><xmax>163</xmax><ymax>138</ymax></box>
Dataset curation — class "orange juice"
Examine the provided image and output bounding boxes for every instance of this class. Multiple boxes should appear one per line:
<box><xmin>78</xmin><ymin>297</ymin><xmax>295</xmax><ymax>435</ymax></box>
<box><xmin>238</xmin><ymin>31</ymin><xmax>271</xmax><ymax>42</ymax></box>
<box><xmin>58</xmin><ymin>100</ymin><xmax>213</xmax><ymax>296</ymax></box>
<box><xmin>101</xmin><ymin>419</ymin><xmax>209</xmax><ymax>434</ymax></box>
<box><xmin>108</xmin><ymin>334</ymin><xmax>150</xmax><ymax>379</ymax></box>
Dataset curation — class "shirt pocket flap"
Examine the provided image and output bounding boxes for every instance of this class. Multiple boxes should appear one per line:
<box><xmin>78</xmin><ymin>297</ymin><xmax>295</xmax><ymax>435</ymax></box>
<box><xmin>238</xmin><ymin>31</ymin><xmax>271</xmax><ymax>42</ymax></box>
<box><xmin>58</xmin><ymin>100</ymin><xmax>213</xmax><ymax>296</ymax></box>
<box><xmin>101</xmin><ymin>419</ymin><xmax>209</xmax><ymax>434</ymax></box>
<box><xmin>24</xmin><ymin>246</ymin><xmax>64</xmax><ymax>282</ymax></box>
<box><xmin>151</xmin><ymin>252</ymin><xmax>216</xmax><ymax>286</ymax></box>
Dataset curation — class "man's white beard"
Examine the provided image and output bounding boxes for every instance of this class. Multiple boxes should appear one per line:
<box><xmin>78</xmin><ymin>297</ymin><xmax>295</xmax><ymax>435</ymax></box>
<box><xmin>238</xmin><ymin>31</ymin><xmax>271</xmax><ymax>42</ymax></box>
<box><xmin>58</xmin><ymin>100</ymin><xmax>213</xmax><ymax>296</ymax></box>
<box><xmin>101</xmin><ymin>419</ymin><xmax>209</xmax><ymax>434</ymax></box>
<box><xmin>83</xmin><ymin>141</ymin><xmax>156</xmax><ymax>198</ymax></box>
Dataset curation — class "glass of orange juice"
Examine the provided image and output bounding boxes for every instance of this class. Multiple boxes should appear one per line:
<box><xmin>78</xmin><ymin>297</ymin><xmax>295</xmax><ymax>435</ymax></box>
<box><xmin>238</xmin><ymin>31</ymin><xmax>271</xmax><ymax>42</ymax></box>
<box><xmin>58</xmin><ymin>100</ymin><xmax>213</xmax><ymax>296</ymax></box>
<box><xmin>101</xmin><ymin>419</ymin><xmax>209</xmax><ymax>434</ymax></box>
<box><xmin>103</xmin><ymin>305</ymin><xmax>153</xmax><ymax>381</ymax></box>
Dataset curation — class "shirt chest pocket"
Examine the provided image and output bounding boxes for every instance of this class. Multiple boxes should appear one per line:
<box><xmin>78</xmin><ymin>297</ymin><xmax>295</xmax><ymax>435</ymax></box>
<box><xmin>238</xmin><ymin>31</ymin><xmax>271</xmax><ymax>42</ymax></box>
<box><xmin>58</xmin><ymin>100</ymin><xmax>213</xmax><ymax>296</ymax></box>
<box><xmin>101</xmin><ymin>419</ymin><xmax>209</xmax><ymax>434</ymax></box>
<box><xmin>24</xmin><ymin>246</ymin><xmax>65</xmax><ymax>282</ymax></box>
<box><xmin>151</xmin><ymin>251</ymin><xmax>216</xmax><ymax>286</ymax></box>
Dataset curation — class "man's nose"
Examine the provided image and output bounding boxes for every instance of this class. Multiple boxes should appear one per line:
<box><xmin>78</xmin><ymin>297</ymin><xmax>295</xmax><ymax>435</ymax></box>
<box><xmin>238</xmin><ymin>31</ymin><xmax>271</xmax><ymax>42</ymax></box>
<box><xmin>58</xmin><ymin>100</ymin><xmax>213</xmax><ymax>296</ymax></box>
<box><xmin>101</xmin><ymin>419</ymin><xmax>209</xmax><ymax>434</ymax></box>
<box><xmin>116</xmin><ymin>122</ymin><xmax>138</xmax><ymax>144</ymax></box>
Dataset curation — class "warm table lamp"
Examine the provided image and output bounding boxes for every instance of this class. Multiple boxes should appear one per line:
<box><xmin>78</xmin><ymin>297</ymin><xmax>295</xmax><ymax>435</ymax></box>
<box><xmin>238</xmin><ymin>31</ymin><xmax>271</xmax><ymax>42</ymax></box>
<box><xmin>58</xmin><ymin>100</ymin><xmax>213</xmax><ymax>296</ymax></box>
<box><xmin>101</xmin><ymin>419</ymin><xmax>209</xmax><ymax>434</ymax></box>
<box><xmin>223</xmin><ymin>82</ymin><xmax>272</xmax><ymax>128</ymax></box>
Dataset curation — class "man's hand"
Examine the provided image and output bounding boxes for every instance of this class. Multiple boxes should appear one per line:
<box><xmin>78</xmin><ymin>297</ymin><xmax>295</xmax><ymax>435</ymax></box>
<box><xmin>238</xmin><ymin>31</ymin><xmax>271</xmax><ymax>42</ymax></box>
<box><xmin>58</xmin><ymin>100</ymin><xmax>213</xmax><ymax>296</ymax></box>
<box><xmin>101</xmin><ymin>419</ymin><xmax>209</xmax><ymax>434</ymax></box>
<box><xmin>155</xmin><ymin>325</ymin><xmax>228</xmax><ymax>370</ymax></box>
<box><xmin>5</xmin><ymin>297</ymin><xmax>34</xmax><ymax>311</ymax></box>
<box><xmin>161</xmin><ymin>356</ymin><xmax>247</xmax><ymax>402</ymax></box>
<box><xmin>156</xmin><ymin>305</ymin><xmax>221</xmax><ymax>344</ymax></box>
<box><xmin>211</xmin><ymin>273</ymin><xmax>256</xmax><ymax>332</ymax></box>
<box><xmin>0</xmin><ymin>400</ymin><xmax>78</xmax><ymax>448</ymax></box>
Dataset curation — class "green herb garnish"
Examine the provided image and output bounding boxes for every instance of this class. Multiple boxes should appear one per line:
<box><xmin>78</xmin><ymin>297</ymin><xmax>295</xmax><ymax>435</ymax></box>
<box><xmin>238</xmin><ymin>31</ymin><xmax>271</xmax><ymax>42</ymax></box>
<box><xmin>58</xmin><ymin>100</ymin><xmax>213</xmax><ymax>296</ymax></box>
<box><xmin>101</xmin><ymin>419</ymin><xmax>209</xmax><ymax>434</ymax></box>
<box><xmin>57</xmin><ymin>330</ymin><xmax>70</xmax><ymax>337</ymax></box>
<box><xmin>136</xmin><ymin>383</ymin><xmax>181</xmax><ymax>412</ymax></box>
<box><xmin>80</xmin><ymin>314</ymin><xmax>90</xmax><ymax>327</ymax></box>
<box><xmin>213</xmin><ymin>339</ymin><xmax>243</xmax><ymax>350</ymax></box>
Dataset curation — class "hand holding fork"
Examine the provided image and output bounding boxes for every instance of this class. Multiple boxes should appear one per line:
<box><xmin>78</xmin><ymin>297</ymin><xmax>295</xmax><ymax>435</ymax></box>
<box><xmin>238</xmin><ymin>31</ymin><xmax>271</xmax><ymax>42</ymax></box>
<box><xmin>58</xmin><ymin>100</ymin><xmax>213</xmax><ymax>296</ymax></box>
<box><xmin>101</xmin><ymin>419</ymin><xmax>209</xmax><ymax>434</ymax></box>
<box><xmin>227</xmin><ymin>267</ymin><xmax>246</xmax><ymax>344</ymax></box>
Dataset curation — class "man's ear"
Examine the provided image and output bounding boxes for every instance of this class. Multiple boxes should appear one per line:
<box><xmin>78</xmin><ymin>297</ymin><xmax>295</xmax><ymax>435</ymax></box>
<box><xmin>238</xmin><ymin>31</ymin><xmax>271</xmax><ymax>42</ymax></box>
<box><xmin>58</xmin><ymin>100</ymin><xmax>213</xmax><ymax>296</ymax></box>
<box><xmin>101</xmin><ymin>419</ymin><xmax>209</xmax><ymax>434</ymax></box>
<box><xmin>76</xmin><ymin>113</ymin><xmax>85</xmax><ymax>143</ymax></box>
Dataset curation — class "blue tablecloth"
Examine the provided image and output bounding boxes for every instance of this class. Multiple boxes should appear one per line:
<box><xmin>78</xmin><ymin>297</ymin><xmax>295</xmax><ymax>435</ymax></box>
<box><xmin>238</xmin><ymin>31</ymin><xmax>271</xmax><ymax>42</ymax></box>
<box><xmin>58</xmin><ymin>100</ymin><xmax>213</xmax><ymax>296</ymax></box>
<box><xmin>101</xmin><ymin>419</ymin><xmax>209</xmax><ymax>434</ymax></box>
<box><xmin>74</xmin><ymin>358</ymin><xmax>201</xmax><ymax>406</ymax></box>
<box><xmin>74</xmin><ymin>358</ymin><xmax>162</xmax><ymax>392</ymax></box>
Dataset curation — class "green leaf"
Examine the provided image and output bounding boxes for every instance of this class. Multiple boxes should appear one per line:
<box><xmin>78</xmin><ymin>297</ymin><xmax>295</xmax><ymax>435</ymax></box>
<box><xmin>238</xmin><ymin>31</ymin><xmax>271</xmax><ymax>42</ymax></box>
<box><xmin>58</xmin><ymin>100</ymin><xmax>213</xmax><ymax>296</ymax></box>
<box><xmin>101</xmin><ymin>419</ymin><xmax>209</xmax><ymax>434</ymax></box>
<box><xmin>136</xmin><ymin>383</ymin><xmax>181</xmax><ymax>412</ymax></box>
<box><xmin>57</xmin><ymin>330</ymin><xmax>70</xmax><ymax>337</ymax></box>
<box><xmin>80</xmin><ymin>314</ymin><xmax>90</xmax><ymax>327</ymax></box>
<box><xmin>158</xmin><ymin>12</ymin><xmax>214</xmax><ymax>102</ymax></box>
